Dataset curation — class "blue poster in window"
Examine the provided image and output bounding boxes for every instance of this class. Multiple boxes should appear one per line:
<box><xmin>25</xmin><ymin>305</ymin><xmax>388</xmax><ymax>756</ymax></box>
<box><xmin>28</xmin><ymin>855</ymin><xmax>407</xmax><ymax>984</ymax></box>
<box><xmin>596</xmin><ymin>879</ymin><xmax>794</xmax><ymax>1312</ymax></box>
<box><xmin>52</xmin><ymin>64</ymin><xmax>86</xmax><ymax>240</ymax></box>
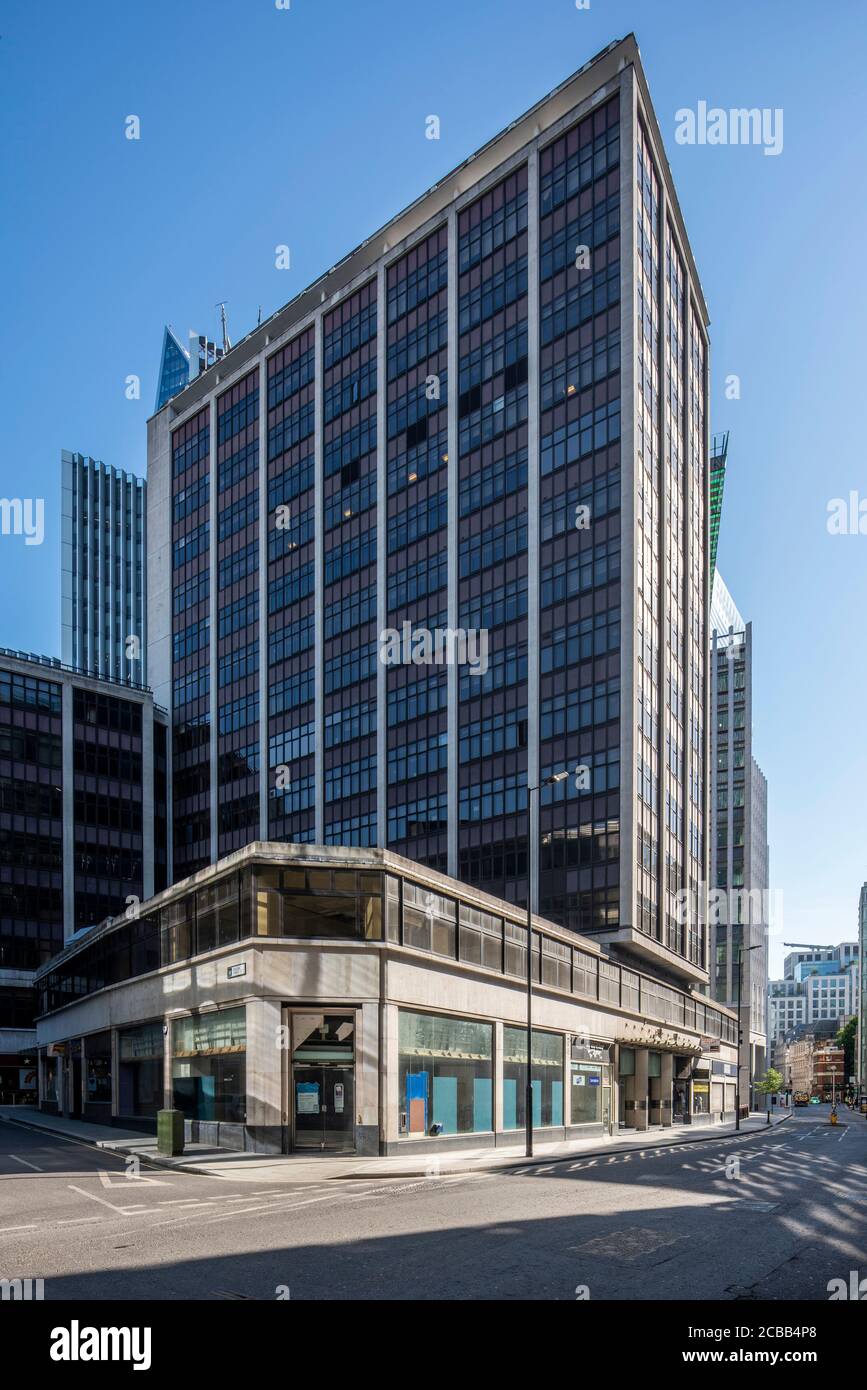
<box><xmin>296</xmin><ymin>1081</ymin><xmax>320</xmax><ymax>1114</ymax></box>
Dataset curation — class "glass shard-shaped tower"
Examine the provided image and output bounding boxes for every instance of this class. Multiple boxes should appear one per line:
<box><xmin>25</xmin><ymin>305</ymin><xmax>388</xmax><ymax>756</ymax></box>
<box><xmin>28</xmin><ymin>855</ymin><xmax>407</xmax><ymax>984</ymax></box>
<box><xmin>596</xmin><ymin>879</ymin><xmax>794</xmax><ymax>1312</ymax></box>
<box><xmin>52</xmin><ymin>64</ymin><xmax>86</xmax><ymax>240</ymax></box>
<box><xmin>148</xmin><ymin>34</ymin><xmax>711</xmax><ymax>988</ymax></box>
<box><xmin>155</xmin><ymin>326</ymin><xmax>191</xmax><ymax>413</ymax></box>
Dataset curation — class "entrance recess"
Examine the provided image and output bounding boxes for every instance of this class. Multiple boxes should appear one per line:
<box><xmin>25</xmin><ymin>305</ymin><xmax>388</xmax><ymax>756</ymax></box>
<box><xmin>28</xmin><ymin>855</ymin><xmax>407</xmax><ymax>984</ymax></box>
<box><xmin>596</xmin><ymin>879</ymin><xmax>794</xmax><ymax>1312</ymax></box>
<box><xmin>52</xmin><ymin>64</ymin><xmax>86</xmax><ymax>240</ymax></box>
<box><xmin>290</xmin><ymin>1012</ymin><xmax>355</xmax><ymax>1152</ymax></box>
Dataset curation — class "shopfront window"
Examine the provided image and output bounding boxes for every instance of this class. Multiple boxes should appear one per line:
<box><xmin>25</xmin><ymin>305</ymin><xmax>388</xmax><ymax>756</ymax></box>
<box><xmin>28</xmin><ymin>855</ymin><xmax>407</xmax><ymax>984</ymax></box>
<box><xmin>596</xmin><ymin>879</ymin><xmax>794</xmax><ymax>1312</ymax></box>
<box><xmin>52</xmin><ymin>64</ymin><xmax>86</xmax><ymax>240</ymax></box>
<box><xmin>399</xmin><ymin>1010</ymin><xmax>492</xmax><ymax>1136</ymax></box>
<box><xmin>118</xmin><ymin>1022</ymin><xmax>164</xmax><ymax>1117</ymax></box>
<box><xmin>43</xmin><ymin>1056</ymin><xmax>59</xmax><ymax>1104</ymax></box>
<box><xmin>85</xmin><ymin>1032</ymin><xmax>111</xmax><ymax>1105</ymax></box>
<box><xmin>692</xmin><ymin>1079</ymin><xmax>710</xmax><ymax>1116</ymax></box>
<box><xmin>172</xmin><ymin>1007</ymin><xmax>246</xmax><ymax>1123</ymax></box>
<box><xmin>503</xmin><ymin>1027</ymin><xmax>564</xmax><ymax>1129</ymax></box>
<box><xmin>571</xmin><ymin>1063</ymin><xmax>605</xmax><ymax>1123</ymax></box>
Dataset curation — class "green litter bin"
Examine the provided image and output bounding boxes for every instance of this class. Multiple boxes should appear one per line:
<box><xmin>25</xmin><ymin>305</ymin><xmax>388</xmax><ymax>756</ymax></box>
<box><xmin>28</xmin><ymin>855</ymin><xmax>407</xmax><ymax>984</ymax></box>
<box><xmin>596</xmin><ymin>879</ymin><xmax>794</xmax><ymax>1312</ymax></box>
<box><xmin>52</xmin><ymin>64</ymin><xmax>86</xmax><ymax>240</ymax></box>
<box><xmin>157</xmin><ymin>1109</ymin><xmax>184</xmax><ymax>1156</ymax></box>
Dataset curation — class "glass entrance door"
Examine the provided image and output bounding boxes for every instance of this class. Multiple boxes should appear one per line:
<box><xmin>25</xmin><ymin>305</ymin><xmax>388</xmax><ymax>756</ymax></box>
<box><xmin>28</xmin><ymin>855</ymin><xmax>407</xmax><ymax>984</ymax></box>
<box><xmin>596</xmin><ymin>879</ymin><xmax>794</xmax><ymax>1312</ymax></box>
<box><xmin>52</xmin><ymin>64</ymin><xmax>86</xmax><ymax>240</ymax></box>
<box><xmin>290</xmin><ymin>1012</ymin><xmax>356</xmax><ymax>1152</ymax></box>
<box><xmin>294</xmin><ymin>1066</ymin><xmax>355</xmax><ymax>1151</ymax></box>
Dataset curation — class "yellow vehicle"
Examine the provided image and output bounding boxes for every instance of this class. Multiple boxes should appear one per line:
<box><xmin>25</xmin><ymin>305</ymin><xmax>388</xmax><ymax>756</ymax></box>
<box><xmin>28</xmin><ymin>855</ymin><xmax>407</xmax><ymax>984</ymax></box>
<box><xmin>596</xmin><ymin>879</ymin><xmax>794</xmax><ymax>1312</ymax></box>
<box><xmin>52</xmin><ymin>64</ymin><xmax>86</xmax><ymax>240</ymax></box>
<box><xmin>793</xmin><ymin>1091</ymin><xmax>810</xmax><ymax>1107</ymax></box>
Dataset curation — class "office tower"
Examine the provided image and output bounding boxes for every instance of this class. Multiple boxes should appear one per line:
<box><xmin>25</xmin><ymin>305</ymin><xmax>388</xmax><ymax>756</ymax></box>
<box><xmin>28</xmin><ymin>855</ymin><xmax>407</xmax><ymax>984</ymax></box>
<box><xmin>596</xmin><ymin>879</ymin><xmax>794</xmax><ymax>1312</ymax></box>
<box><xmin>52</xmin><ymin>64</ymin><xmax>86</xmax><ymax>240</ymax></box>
<box><xmin>856</xmin><ymin>889</ymin><xmax>867</xmax><ymax>1093</ymax></box>
<box><xmin>148</xmin><ymin>34</ymin><xmax>711</xmax><ymax>988</ymax></box>
<box><xmin>709</xmin><ymin>570</ymin><xmax>769</xmax><ymax>1106</ymax></box>
<box><xmin>768</xmin><ymin>941</ymin><xmax>859</xmax><ymax>1050</ymax></box>
<box><xmin>155</xmin><ymin>326</ymin><xmax>191</xmax><ymax>413</ymax></box>
<box><xmin>709</xmin><ymin>431</ymin><xmax>728</xmax><ymax>578</ymax></box>
<box><xmin>0</xmin><ymin>650</ymin><xmax>167</xmax><ymax>1095</ymax></box>
<box><xmin>61</xmin><ymin>451</ymin><xmax>148</xmax><ymax>684</ymax></box>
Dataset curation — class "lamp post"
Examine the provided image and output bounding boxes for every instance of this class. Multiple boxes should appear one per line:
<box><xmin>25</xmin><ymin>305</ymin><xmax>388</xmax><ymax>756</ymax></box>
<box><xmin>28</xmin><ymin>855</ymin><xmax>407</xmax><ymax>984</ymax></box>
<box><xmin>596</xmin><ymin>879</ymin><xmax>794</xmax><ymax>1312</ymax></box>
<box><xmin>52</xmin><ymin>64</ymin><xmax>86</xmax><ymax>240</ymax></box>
<box><xmin>526</xmin><ymin>768</ymin><xmax>569</xmax><ymax>1158</ymax></box>
<box><xmin>735</xmin><ymin>942</ymin><xmax>762</xmax><ymax>1131</ymax></box>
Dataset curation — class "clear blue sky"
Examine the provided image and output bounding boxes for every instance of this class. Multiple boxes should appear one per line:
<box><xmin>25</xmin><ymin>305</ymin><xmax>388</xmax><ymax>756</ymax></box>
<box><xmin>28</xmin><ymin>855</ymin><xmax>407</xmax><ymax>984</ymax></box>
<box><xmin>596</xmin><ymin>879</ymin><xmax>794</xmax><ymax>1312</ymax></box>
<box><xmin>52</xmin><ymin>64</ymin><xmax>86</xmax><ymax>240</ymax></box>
<box><xmin>1</xmin><ymin>0</ymin><xmax>864</xmax><ymax>972</ymax></box>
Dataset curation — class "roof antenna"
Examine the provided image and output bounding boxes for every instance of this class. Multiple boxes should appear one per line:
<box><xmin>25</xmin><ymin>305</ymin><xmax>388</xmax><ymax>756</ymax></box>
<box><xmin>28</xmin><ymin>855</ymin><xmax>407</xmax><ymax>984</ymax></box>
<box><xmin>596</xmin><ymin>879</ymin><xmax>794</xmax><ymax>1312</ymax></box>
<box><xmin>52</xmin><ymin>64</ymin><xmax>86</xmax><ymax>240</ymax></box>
<box><xmin>216</xmin><ymin>302</ymin><xmax>231</xmax><ymax>353</ymax></box>
<box><xmin>257</xmin><ymin>305</ymin><xmax>263</xmax><ymax>327</ymax></box>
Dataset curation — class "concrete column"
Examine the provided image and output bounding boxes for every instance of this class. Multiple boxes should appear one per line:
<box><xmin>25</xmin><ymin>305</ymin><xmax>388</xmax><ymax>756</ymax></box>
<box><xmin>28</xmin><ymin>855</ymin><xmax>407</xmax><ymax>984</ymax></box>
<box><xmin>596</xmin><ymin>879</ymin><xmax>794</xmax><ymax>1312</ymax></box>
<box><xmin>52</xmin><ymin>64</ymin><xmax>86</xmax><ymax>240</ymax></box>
<box><xmin>357</xmin><ymin>998</ymin><xmax>379</xmax><ymax>1155</ymax></box>
<box><xmin>617</xmin><ymin>65</ymin><xmax>637</xmax><ymax>931</ymax></box>
<box><xmin>111</xmin><ymin>1028</ymin><xmax>120</xmax><ymax>1119</ymax></box>
<box><xmin>382</xmin><ymin>1001</ymin><xmax>400</xmax><ymax>1149</ymax></box>
<box><xmin>246</xmin><ymin>997</ymin><xmax>282</xmax><ymax>1154</ymax></box>
<box><xmin>660</xmin><ymin>1051</ymin><xmax>673</xmax><ymax>1127</ymax></box>
<box><xmin>258</xmin><ymin>355</ymin><xmax>269</xmax><ymax>839</ymax></box>
<box><xmin>376</xmin><ymin>265</ymin><xmax>388</xmax><ymax>850</ymax></box>
<box><xmin>446</xmin><ymin>206</ymin><xmax>459</xmax><ymax>879</ymax></box>
<box><xmin>142</xmin><ymin>703</ymin><xmax>154</xmax><ymax>900</ymax></box>
<box><xmin>633</xmin><ymin>1048</ymin><xmax>649</xmax><ymax>1131</ymax></box>
<box><xmin>314</xmin><ymin>312</ymin><xmax>325</xmax><ymax>844</ymax></box>
<box><xmin>61</xmin><ymin>680</ymin><xmax>74</xmax><ymax>942</ymax></box>
<box><xmin>208</xmin><ymin>395</ymin><xmax>218</xmax><ymax>864</ymax></box>
<box><xmin>526</xmin><ymin>145</ymin><xmax>540</xmax><ymax>913</ymax></box>
<box><xmin>493</xmin><ymin>1019</ymin><xmax>504</xmax><ymax>1138</ymax></box>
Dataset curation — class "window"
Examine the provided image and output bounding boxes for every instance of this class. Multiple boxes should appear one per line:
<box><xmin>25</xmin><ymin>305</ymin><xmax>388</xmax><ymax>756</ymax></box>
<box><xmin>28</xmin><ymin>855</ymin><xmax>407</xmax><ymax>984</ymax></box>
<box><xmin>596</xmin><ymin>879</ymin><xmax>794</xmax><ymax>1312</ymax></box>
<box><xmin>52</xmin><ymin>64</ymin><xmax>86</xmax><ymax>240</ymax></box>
<box><xmin>196</xmin><ymin>876</ymin><xmax>240</xmax><ymax>953</ymax></box>
<box><xmin>398</xmin><ymin>1010</ymin><xmax>492</xmax><ymax>1136</ymax></box>
<box><xmin>502</xmin><ymin>1027</ymin><xmax>564</xmax><ymax>1129</ymax></box>
<box><xmin>118</xmin><ymin>1023</ymin><xmax>164</xmax><ymax>1117</ymax></box>
<box><xmin>458</xmin><ymin>905</ymin><xmax>503</xmax><ymax>970</ymax></box>
<box><xmin>172</xmin><ymin>1008</ymin><xmax>246</xmax><ymax>1124</ymax></box>
<box><xmin>402</xmin><ymin>883</ymin><xmax>456</xmax><ymax>957</ymax></box>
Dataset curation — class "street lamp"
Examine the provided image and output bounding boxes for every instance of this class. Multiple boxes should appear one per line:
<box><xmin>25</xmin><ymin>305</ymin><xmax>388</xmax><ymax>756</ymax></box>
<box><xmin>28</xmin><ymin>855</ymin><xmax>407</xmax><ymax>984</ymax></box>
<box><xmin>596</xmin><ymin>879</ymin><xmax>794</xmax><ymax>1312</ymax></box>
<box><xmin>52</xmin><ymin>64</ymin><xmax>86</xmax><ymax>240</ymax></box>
<box><xmin>735</xmin><ymin>942</ymin><xmax>763</xmax><ymax>1131</ymax></box>
<box><xmin>526</xmin><ymin>768</ymin><xmax>569</xmax><ymax>1158</ymax></box>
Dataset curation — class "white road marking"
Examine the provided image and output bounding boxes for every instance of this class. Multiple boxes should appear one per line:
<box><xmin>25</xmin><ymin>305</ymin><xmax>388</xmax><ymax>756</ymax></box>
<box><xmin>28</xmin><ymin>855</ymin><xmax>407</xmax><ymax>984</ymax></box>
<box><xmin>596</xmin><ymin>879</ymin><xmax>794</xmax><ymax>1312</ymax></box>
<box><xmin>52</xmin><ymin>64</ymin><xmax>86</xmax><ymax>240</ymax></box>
<box><xmin>98</xmin><ymin>1169</ymin><xmax>172</xmax><ymax>1189</ymax></box>
<box><xmin>57</xmin><ymin>1217</ymin><xmax>102</xmax><ymax>1226</ymax></box>
<box><xmin>203</xmin><ymin>1191</ymin><xmax>342</xmax><ymax>1223</ymax></box>
<box><xmin>7</xmin><ymin>1153</ymin><xmax>42</xmax><ymax>1171</ymax></box>
<box><xmin>0</xmin><ymin>1224</ymin><xmax>39</xmax><ymax>1233</ymax></box>
<box><xmin>68</xmin><ymin>1184</ymin><xmax>150</xmax><ymax>1215</ymax></box>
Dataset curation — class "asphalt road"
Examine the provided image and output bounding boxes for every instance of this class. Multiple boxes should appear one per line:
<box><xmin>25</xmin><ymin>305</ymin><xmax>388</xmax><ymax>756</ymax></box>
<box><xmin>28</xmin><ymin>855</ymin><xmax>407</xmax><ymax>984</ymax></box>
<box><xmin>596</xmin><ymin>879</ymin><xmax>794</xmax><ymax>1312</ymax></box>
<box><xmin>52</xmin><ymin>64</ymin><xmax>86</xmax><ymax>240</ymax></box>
<box><xmin>1</xmin><ymin>1104</ymin><xmax>865</xmax><ymax>1300</ymax></box>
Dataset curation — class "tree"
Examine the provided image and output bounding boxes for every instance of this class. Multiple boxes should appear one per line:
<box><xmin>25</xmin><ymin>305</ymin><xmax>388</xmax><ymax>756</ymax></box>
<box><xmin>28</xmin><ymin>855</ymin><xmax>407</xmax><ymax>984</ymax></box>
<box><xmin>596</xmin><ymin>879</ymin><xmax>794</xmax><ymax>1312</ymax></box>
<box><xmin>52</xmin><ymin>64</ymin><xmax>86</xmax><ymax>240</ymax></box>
<box><xmin>836</xmin><ymin>1016</ymin><xmax>856</xmax><ymax>1084</ymax></box>
<box><xmin>755</xmin><ymin>1068</ymin><xmax>784</xmax><ymax>1122</ymax></box>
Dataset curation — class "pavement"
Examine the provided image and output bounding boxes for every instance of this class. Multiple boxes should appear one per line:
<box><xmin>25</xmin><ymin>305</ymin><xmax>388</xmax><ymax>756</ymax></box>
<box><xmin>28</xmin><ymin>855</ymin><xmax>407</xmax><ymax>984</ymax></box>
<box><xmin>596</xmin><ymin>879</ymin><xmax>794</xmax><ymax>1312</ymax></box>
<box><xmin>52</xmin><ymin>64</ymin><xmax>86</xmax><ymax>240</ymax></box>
<box><xmin>0</xmin><ymin>1102</ymin><xmax>864</xmax><ymax>1300</ymax></box>
<box><xmin>0</xmin><ymin>1102</ymin><xmax>793</xmax><ymax>1183</ymax></box>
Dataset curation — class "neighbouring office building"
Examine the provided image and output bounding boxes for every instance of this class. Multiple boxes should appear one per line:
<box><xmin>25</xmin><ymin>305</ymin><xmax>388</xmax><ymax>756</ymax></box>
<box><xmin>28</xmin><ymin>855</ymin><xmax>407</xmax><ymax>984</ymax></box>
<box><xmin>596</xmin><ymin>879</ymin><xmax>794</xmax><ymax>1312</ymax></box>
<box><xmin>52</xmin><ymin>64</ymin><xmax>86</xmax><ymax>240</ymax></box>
<box><xmin>33</xmin><ymin>844</ymin><xmax>737</xmax><ymax>1153</ymax></box>
<box><xmin>148</xmin><ymin>34</ymin><xmax>713</xmax><ymax>1008</ymax></box>
<box><xmin>709</xmin><ymin>570</ymin><xmax>769</xmax><ymax>1109</ymax></box>
<box><xmin>859</xmin><ymin>885</ymin><xmax>867</xmax><ymax>1091</ymax></box>
<box><xmin>61</xmin><ymin>451</ymin><xmax>148</xmax><ymax>685</ymax></box>
<box><xmin>768</xmin><ymin>942</ymin><xmax>859</xmax><ymax>1045</ymax></box>
<box><xmin>0</xmin><ymin>650</ymin><xmax>168</xmax><ymax>1096</ymax></box>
